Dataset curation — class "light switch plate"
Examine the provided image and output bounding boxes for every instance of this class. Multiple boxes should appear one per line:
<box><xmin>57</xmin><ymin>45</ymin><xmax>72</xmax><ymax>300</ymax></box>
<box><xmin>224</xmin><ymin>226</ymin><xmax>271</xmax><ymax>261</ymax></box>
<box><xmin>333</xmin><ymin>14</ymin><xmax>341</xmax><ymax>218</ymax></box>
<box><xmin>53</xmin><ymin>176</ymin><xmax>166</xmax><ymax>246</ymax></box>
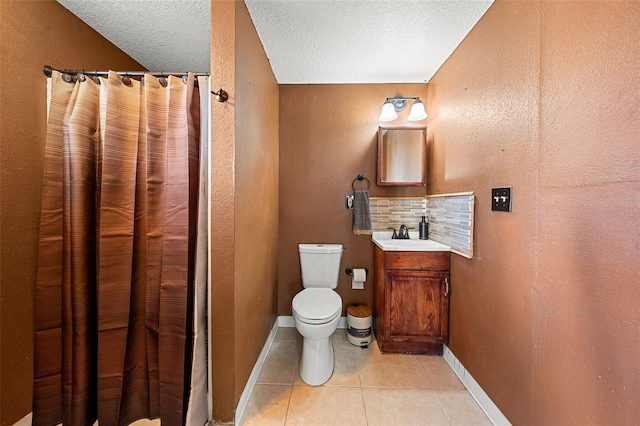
<box><xmin>345</xmin><ymin>195</ymin><xmax>354</xmax><ymax>210</ymax></box>
<box><xmin>492</xmin><ymin>187</ymin><xmax>512</xmax><ymax>212</ymax></box>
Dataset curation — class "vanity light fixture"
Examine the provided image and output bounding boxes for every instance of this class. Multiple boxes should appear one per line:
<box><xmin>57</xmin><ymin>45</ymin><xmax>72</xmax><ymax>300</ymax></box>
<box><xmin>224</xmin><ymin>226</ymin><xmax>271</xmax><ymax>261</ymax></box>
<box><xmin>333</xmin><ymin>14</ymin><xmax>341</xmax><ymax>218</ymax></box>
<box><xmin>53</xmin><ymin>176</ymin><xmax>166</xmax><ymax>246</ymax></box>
<box><xmin>378</xmin><ymin>97</ymin><xmax>428</xmax><ymax>122</ymax></box>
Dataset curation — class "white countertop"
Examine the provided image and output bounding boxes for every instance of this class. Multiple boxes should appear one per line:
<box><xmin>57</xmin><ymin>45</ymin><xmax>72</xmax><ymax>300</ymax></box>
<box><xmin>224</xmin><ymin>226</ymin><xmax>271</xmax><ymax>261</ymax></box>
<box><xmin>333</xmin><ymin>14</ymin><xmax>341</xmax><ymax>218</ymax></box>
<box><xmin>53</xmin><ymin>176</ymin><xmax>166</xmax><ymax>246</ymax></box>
<box><xmin>372</xmin><ymin>231</ymin><xmax>451</xmax><ymax>252</ymax></box>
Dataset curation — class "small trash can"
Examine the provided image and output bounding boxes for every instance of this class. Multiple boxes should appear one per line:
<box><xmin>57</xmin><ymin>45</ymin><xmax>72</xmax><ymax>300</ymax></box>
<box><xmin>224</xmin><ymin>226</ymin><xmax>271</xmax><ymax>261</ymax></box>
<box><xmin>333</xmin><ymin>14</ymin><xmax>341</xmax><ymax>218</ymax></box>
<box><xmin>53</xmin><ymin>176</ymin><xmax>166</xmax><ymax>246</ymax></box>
<box><xmin>347</xmin><ymin>304</ymin><xmax>372</xmax><ymax>347</ymax></box>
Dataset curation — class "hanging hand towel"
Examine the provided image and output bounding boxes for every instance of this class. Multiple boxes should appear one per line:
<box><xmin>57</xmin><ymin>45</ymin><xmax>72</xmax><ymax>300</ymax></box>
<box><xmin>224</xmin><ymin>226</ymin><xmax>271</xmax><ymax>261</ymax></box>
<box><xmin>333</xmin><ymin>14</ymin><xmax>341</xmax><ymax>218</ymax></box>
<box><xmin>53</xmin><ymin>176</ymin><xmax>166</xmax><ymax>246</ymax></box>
<box><xmin>354</xmin><ymin>189</ymin><xmax>372</xmax><ymax>232</ymax></box>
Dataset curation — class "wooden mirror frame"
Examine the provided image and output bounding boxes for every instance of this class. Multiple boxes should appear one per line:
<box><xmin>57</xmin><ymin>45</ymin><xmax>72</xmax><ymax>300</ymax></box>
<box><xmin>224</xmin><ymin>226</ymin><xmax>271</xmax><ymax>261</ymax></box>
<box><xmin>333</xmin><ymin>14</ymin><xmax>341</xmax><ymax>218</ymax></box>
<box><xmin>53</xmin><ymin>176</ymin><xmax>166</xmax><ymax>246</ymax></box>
<box><xmin>377</xmin><ymin>126</ymin><xmax>427</xmax><ymax>186</ymax></box>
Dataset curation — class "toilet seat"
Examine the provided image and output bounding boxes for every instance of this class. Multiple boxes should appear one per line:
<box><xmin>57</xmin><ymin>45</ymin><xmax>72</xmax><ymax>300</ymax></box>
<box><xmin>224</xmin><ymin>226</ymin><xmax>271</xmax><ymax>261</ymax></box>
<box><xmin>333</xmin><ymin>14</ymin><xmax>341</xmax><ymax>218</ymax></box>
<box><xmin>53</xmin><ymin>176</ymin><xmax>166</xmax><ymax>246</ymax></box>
<box><xmin>292</xmin><ymin>288</ymin><xmax>342</xmax><ymax>325</ymax></box>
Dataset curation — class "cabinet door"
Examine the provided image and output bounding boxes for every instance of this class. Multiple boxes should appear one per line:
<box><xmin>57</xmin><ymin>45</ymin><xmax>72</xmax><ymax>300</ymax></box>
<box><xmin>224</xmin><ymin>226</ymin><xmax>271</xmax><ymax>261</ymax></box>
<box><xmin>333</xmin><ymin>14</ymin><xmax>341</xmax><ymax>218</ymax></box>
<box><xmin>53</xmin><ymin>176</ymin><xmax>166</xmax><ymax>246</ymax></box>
<box><xmin>385</xmin><ymin>270</ymin><xmax>449</xmax><ymax>343</ymax></box>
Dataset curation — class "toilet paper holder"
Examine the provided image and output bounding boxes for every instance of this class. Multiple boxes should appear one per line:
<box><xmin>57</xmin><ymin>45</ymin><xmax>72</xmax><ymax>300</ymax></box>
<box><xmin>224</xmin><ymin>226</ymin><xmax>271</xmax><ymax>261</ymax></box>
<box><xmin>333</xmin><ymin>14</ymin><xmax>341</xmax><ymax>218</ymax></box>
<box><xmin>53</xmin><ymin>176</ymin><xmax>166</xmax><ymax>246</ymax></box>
<box><xmin>345</xmin><ymin>268</ymin><xmax>368</xmax><ymax>277</ymax></box>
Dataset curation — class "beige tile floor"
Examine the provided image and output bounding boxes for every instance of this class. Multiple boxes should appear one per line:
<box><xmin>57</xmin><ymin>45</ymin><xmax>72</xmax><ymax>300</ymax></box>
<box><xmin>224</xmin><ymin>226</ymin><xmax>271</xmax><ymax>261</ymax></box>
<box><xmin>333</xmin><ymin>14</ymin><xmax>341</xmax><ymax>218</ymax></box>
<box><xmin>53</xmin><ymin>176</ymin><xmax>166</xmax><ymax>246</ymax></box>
<box><xmin>240</xmin><ymin>327</ymin><xmax>492</xmax><ymax>426</ymax></box>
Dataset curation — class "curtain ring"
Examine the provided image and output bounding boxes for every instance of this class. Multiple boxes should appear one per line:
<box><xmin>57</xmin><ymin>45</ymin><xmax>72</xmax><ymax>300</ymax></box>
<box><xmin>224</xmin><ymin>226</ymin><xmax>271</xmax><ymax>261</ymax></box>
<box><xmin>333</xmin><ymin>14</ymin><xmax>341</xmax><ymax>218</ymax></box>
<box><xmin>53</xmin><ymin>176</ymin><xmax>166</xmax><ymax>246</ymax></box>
<box><xmin>156</xmin><ymin>72</ymin><xmax>167</xmax><ymax>88</ymax></box>
<box><xmin>182</xmin><ymin>74</ymin><xmax>189</xmax><ymax>85</ymax></box>
<box><xmin>62</xmin><ymin>73</ymin><xmax>74</xmax><ymax>83</ymax></box>
<box><xmin>76</xmin><ymin>73</ymin><xmax>86</xmax><ymax>82</ymax></box>
<box><xmin>122</xmin><ymin>72</ymin><xmax>132</xmax><ymax>87</ymax></box>
<box><xmin>92</xmin><ymin>76</ymin><xmax>101</xmax><ymax>85</ymax></box>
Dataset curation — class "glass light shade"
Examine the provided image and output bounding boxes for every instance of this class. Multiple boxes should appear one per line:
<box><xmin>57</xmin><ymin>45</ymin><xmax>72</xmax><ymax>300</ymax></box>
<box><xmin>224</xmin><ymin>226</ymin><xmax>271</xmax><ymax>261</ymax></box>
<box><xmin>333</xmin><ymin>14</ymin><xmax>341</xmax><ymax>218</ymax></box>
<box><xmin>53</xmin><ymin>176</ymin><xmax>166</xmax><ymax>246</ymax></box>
<box><xmin>379</xmin><ymin>102</ymin><xmax>398</xmax><ymax>122</ymax></box>
<box><xmin>407</xmin><ymin>100</ymin><xmax>427</xmax><ymax>121</ymax></box>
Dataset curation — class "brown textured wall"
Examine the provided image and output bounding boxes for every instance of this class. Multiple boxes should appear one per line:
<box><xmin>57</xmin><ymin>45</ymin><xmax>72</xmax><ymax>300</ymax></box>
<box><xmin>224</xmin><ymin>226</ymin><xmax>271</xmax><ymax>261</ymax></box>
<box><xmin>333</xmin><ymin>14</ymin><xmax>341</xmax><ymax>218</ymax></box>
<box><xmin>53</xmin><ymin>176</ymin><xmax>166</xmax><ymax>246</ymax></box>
<box><xmin>209</xmin><ymin>1</ymin><xmax>237</xmax><ymax>421</ymax></box>
<box><xmin>534</xmin><ymin>1</ymin><xmax>639</xmax><ymax>423</ymax></box>
<box><xmin>210</xmin><ymin>1</ymin><xmax>279</xmax><ymax>422</ymax></box>
<box><xmin>278</xmin><ymin>84</ymin><xmax>427</xmax><ymax>316</ymax></box>
<box><xmin>427</xmin><ymin>0</ymin><xmax>640</xmax><ymax>424</ymax></box>
<box><xmin>233</xmin><ymin>0</ymin><xmax>279</xmax><ymax>414</ymax></box>
<box><xmin>209</xmin><ymin>0</ymin><xmax>237</xmax><ymax>421</ymax></box>
<box><xmin>0</xmin><ymin>1</ymin><xmax>143</xmax><ymax>424</ymax></box>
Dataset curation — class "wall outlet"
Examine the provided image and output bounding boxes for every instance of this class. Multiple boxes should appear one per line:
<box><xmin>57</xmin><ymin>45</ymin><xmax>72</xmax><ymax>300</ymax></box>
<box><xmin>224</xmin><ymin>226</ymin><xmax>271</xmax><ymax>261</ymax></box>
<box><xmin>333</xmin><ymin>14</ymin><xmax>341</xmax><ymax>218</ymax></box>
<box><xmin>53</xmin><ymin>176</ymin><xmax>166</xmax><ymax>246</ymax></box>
<box><xmin>491</xmin><ymin>187</ymin><xmax>512</xmax><ymax>212</ymax></box>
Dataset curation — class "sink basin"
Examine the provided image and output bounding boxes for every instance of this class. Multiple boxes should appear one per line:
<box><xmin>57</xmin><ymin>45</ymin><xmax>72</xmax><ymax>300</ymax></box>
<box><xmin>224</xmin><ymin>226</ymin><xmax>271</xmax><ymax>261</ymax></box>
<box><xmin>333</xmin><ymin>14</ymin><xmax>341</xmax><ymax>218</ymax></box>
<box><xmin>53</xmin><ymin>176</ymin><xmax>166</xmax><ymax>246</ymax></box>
<box><xmin>372</xmin><ymin>231</ymin><xmax>450</xmax><ymax>252</ymax></box>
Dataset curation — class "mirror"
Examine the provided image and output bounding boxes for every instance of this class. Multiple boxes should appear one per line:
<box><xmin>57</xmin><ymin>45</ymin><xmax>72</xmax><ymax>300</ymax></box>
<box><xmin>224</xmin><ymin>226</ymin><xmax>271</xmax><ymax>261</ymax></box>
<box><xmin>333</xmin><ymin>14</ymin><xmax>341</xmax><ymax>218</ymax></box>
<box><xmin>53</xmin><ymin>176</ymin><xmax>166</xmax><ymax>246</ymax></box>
<box><xmin>377</xmin><ymin>126</ymin><xmax>426</xmax><ymax>186</ymax></box>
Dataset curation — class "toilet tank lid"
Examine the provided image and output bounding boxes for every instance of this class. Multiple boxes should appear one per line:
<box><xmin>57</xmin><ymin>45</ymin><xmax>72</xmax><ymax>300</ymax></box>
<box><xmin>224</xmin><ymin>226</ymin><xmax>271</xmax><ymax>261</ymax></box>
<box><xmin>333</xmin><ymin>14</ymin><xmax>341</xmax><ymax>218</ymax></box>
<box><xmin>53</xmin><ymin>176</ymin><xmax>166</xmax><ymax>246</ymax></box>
<box><xmin>298</xmin><ymin>244</ymin><xmax>343</xmax><ymax>254</ymax></box>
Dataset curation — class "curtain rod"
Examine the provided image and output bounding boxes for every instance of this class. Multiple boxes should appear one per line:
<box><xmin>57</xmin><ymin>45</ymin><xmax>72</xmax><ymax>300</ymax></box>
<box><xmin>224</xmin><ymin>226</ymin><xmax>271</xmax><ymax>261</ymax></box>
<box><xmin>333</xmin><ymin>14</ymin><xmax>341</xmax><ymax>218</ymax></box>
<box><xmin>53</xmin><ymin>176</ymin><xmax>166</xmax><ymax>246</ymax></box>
<box><xmin>43</xmin><ymin>64</ymin><xmax>209</xmax><ymax>78</ymax></box>
<box><xmin>42</xmin><ymin>65</ymin><xmax>229</xmax><ymax>102</ymax></box>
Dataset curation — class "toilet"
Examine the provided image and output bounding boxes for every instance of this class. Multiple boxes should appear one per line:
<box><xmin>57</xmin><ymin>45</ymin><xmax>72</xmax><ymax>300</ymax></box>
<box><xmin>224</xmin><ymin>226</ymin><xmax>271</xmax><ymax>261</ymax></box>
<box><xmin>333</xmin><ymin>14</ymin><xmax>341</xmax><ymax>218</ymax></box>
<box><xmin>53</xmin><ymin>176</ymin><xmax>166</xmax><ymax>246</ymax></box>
<box><xmin>292</xmin><ymin>243</ymin><xmax>344</xmax><ymax>386</ymax></box>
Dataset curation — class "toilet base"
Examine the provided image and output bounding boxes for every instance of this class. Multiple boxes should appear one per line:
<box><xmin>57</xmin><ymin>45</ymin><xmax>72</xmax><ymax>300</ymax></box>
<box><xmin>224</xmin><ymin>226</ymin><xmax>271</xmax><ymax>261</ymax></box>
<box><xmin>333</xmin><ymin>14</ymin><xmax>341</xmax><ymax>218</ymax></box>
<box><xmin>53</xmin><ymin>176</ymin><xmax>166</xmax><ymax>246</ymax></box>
<box><xmin>300</xmin><ymin>336</ymin><xmax>335</xmax><ymax>386</ymax></box>
<box><xmin>293</xmin><ymin>293</ymin><xmax>341</xmax><ymax>386</ymax></box>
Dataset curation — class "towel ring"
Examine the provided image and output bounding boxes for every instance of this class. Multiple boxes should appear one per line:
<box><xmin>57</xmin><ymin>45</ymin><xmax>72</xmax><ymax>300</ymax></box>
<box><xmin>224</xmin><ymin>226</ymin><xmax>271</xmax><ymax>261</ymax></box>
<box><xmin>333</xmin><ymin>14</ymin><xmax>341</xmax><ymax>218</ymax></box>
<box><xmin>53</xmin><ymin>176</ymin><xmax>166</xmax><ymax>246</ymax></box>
<box><xmin>352</xmin><ymin>174</ymin><xmax>370</xmax><ymax>191</ymax></box>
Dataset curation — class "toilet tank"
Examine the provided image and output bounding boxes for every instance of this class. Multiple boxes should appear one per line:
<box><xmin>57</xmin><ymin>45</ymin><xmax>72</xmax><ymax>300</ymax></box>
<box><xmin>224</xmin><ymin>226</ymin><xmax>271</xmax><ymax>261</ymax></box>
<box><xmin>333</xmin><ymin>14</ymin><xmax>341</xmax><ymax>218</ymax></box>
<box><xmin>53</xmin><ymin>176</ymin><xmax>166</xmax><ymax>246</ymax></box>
<box><xmin>298</xmin><ymin>244</ymin><xmax>343</xmax><ymax>289</ymax></box>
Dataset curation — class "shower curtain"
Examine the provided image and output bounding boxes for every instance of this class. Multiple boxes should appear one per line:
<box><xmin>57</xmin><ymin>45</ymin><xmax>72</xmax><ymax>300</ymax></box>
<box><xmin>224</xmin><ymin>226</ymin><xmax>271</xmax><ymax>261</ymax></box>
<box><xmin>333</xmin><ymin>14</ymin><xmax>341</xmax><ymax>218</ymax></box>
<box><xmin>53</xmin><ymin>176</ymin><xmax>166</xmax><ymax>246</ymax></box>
<box><xmin>33</xmin><ymin>70</ymin><xmax>209</xmax><ymax>426</ymax></box>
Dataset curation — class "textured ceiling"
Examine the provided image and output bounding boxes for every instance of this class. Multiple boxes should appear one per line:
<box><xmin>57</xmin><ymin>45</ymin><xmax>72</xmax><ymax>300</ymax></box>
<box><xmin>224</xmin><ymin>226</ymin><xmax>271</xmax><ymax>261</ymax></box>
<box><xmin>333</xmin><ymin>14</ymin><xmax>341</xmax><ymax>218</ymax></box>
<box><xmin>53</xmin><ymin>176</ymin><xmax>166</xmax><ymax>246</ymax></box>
<box><xmin>57</xmin><ymin>0</ymin><xmax>493</xmax><ymax>83</ymax></box>
<box><xmin>57</xmin><ymin>0</ymin><xmax>211</xmax><ymax>73</ymax></box>
<box><xmin>245</xmin><ymin>0</ymin><xmax>493</xmax><ymax>83</ymax></box>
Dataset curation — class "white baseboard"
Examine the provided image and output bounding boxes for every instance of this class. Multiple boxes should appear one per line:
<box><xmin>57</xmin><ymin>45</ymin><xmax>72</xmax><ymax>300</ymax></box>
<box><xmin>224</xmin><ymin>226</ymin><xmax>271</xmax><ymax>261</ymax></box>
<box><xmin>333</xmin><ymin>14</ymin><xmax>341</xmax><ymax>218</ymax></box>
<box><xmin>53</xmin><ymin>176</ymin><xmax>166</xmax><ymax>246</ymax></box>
<box><xmin>277</xmin><ymin>315</ymin><xmax>295</xmax><ymax>328</ymax></box>
<box><xmin>234</xmin><ymin>319</ymin><xmax>279</xmax><ymax>425</ymax></box>
<box><xmin>442</xmin><ymin>345</ymin><xmax>511</xmax><ymax>426</ymax></box>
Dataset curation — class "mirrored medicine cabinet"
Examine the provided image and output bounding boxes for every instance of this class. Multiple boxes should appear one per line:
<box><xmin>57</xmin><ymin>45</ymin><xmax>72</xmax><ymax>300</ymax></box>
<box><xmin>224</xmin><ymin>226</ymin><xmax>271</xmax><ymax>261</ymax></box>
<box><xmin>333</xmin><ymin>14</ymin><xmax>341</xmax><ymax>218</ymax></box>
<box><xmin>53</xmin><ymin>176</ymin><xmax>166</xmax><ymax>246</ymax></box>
<box><xmin>377</xmin><ymin>126</ymin><xmax>426</xmax><ymax>186</ymax></box>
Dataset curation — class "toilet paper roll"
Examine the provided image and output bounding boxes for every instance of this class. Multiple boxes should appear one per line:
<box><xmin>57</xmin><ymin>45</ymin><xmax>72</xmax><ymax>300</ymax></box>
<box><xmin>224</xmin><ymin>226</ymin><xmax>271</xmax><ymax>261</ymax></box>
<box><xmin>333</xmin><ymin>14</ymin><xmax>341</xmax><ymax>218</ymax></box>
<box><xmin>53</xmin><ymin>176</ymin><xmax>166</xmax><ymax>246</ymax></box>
<box><xmin>352</xmin><ymin>268</ymin><xmax>367</xmax><ymax>290</ymax></box>
<box><xmin>353</xmin><ymin>268</ymin><xmax>367</xmax><ymax>282</ymax></box>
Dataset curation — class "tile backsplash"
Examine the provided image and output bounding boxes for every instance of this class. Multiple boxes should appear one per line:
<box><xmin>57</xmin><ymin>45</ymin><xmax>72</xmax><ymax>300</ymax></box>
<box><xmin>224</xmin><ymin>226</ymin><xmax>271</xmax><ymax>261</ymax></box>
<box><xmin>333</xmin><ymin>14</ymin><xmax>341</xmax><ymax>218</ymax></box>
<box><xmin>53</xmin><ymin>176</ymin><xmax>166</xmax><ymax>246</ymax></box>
<box><xmin>426</xmin><ymin>193</ymin><xmax>474</xmax><ymax>258</ymax></box>
<box><xmin>369</xmin><ymin>197</ymin><xmax>426</xmax><ymax>232</ymax></box>
<box><xmin>366</xmin><ymin>193</ymin><xmax>474</xmax><ymax>258</ymax></box>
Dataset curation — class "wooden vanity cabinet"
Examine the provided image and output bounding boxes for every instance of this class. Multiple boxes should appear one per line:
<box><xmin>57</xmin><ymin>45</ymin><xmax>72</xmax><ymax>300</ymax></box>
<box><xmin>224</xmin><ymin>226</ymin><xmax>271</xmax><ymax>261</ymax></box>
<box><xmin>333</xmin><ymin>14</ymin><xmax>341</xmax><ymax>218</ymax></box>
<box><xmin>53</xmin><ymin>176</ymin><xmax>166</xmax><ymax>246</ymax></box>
<box><xmin>373</xmin><ymin>245</ymin><xmax>451</xmax><ymax>355</ymax></box>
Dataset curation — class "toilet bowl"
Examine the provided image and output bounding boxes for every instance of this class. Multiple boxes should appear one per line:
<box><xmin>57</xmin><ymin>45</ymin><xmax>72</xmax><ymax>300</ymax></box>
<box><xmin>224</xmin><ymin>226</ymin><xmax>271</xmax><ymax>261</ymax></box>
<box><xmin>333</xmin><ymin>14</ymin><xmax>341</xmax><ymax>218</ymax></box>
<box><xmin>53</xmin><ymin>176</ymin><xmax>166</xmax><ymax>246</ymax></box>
<box><xmin>293</xmin><ymin>288</ymin><xmax>342</xmax><ymax>385</ymax></box>
<box><xmin>293</xmin><ymin>244</ymin><xmax>344</xmax><ymax>386</ymax></box>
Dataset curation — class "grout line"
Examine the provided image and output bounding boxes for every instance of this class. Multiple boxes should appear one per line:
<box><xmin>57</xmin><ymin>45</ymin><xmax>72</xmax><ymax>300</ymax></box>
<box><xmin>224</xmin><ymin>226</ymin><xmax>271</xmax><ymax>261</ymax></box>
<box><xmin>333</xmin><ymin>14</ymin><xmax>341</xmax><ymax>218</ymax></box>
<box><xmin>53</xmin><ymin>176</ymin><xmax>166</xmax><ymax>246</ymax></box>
<box><xmin>282</xmin><ymin>383</ymin><xmax>293</xmax><ymax>426</ymax></box>
<box><xmin>432</xmin><ymin>389</ymin><xmax>455</xmax><ymax>425</ymax></box>
<box><xmin>360</xmin><ymin>387</ymin><xmax>369</xmax><ymax>426</ymax></box>
<box><xmin>413</xmin><ymin>354</ymin><xmax>434</xmax><ymax>389</ymax></box>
